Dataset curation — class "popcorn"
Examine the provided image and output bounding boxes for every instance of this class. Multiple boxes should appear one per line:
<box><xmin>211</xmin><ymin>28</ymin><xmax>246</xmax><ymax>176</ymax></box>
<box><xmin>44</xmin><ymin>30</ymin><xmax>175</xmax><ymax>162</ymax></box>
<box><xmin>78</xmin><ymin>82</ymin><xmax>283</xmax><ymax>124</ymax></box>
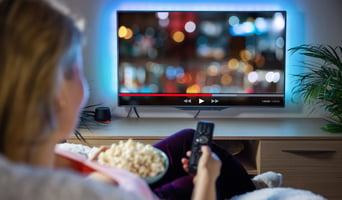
<box><xmin>97</xmin><ymin>139</ymin><xmax>166</xmax><ymax>178</ymax></box>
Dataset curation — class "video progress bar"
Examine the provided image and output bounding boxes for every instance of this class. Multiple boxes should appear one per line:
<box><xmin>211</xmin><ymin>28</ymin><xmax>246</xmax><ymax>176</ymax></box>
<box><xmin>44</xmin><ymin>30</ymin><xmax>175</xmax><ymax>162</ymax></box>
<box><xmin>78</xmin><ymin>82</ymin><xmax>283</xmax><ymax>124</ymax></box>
<box><xmin>119</xmin><ymin>93</ymin><xmax>212</xmax><ymax>97</ymax></box>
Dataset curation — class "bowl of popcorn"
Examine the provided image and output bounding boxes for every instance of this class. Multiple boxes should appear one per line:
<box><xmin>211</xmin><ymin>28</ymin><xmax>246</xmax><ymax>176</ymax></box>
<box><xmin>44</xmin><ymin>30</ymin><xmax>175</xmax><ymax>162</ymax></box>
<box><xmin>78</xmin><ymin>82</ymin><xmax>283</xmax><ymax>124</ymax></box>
<box><xmin>91</xmin><ymin>139</ymin><xmax>169</xmax><ymax>184</ymax></box>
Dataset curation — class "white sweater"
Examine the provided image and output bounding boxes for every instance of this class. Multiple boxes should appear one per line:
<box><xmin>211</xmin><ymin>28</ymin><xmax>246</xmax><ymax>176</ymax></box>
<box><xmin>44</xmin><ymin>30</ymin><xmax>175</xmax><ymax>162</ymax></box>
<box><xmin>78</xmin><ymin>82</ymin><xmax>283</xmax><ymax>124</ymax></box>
<box><xmin>0</xmin><ymin>155</ymin><xmax>146</xmax><ymax>200</ymax></box>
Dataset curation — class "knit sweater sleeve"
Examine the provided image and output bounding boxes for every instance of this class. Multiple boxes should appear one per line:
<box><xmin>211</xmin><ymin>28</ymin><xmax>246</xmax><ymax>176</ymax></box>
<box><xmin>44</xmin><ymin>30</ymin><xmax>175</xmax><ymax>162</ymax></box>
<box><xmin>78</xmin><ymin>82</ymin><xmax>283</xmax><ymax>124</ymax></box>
<box><xmin>0</xmin><ymin>156</ymin><xmax>147</xmax><ymax>200</ymax></box>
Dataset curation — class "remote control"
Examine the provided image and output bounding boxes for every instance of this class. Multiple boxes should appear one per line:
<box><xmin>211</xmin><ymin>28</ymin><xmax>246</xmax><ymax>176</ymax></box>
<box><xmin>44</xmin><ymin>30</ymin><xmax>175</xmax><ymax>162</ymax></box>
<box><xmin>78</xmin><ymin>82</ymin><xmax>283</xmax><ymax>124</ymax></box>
<box><xmin>188</xmin><ymin>121</ymin><xmax>214</xmax><ymax>174</ymax></box>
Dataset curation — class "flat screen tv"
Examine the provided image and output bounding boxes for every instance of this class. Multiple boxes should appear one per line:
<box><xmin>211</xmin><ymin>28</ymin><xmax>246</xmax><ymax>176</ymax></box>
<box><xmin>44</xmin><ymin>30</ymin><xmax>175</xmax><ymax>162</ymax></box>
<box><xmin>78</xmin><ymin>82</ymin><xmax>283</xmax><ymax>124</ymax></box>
<box><xmin>117</xmin><ymin>11</ymin><xmax>286</xmax><ymax>109</ymax></box>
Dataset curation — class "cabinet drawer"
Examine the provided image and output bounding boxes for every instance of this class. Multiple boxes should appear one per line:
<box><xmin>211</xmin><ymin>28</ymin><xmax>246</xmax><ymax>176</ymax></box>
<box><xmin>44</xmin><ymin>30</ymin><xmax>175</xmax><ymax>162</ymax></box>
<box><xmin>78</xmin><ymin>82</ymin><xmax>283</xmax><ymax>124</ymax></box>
<box><xmin>260</xmin><ymin>140</ymin><xmax>342</xmax><ymax>200</ymax></box>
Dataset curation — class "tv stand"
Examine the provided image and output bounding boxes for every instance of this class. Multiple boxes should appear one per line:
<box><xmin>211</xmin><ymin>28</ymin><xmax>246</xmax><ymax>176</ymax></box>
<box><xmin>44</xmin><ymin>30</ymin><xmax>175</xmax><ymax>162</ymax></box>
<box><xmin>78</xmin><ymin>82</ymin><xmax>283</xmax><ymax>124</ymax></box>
<box><xmin>193</xmin><ymin>110</ymin><xmax>201</xmax><ymax>118</ymax></box>
<box><xmin>126</xmin><ymin>106</ymin><xmax>140</xmax><ymax>118</ymax></box>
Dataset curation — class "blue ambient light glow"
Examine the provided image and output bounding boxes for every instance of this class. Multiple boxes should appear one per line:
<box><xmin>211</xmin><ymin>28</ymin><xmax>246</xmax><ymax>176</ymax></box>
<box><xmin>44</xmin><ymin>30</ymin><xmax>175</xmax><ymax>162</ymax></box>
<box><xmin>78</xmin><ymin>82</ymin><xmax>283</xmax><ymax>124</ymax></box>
<box><xmin>98</xmin><ymin>0</ymin><xmax>304</xmax><ymax>107</ymax></box>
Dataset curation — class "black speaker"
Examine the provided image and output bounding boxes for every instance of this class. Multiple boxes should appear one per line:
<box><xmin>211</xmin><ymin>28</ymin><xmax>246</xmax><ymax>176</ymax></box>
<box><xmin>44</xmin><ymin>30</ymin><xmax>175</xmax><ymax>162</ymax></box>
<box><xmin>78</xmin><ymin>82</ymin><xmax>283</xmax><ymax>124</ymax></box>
<box><xmin>94</xmin><ymin>107</ymin><xmax>111</xmax><ymax>122</ymax></box>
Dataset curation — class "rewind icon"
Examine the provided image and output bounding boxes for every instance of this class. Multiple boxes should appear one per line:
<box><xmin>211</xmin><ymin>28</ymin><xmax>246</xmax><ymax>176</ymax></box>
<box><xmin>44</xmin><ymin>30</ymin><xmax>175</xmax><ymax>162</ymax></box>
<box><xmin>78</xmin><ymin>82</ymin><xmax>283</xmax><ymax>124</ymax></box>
<box><xmin>184</xmin><ymin>99</ymin><xmax>192</xmax><ymax>103</ymax></box>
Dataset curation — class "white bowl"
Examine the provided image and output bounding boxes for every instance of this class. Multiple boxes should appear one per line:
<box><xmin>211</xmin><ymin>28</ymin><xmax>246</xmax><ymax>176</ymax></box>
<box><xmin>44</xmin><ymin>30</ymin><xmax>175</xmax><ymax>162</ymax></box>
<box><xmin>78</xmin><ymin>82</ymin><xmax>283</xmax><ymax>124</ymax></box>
<box><xmin>143</xmin><ymin>148</ymin><xmax>169</xmax><ymax>184</ymax></box>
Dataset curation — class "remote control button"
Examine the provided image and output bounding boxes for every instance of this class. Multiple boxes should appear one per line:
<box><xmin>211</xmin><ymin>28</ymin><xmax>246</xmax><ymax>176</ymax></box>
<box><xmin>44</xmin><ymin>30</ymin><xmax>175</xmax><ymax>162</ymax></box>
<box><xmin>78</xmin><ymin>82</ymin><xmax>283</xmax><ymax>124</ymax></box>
<box><xmin>199</xmin><ymin>136</ymin><xmax>209</xmax><ymax>144</ymax></box>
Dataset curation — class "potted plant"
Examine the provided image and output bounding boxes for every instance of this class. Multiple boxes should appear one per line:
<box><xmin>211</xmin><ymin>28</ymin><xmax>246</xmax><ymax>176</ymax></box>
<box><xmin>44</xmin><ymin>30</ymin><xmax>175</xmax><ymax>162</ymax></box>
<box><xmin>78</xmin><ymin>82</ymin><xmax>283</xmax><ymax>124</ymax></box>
<box><xmin>289</xmin><ymin>44</ymin><xmax>342</xmax><ymax>133</ymax></box>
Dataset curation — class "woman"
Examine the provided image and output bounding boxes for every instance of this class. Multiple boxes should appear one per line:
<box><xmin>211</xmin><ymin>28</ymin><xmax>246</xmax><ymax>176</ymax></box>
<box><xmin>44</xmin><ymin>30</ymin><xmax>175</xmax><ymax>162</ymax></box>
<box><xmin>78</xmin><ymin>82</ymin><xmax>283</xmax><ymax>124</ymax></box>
<box><xmin>0</xmin><ymin>0</ymin><xmax>255</xmax><ymax>199</ymax></box>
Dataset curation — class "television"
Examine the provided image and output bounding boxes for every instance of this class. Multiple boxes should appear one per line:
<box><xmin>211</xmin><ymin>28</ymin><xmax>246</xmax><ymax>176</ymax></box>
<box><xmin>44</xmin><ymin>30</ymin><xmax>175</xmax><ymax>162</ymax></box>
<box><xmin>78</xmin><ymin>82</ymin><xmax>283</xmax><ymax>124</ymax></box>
<box><xmin>117</xmin><ymin>11</ymin><xmax>286</xmax><ymax>109</ymax></box>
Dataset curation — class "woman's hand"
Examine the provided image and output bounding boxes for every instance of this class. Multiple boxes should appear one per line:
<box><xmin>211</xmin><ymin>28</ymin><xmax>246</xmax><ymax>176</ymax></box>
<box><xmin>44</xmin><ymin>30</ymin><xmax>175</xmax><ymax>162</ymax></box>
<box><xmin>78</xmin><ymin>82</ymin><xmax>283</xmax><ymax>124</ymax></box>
<box><xmin>194</xmin><ymin>146</ymin><xmax>221</xmax><ymax>183</ymax></box>
<box><xmin>181</xmin><ymin>151</ymin><xmax>192</xmax><ymax>174</ymax></box>
<box><xmin>181</xmin><ymin>145</ymin><xmax>221</xmax><ymax>178</ymax></box>
<box><xmin>188</xmin><ymin>146</ymin><xmax>222</xmax><ymax>200</ymax></box>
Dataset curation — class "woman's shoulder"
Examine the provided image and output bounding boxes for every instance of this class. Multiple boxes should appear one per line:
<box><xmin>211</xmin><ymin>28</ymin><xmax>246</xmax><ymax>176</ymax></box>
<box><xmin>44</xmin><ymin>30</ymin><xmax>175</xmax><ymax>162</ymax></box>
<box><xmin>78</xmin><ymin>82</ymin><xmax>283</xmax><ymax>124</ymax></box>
<box><xmin>0</xmin><ymin>155</ymin><xmax>146</xmax><ymax>200</ymax></box>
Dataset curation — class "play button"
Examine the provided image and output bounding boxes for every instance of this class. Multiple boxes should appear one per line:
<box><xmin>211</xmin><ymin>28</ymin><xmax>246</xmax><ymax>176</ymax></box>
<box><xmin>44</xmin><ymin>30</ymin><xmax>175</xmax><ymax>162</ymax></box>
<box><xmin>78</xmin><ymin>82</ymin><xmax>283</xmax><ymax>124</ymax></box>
<box><xmin>199</xmin><ymin>98</ymin><xmax>204</xmax><ymax>104</ymax></box>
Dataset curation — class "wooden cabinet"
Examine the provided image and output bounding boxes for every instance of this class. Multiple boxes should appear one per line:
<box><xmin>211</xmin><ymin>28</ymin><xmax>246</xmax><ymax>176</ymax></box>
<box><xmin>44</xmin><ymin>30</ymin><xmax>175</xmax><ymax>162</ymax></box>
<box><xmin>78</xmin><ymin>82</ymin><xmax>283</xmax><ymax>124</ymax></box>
<box><xmin>259</xmin><ymin>140</ymin><xmax>342</xmax><ymax>200</ymax></box>
<box><xmin>68</xmin><ymin>118</ymin><xmax>342</xmax><ymax>200</ymax></box>
<box><xmin>67</xmin><ymin>138</ymin><xmax>159</xmax><ymax>147</ymax></box>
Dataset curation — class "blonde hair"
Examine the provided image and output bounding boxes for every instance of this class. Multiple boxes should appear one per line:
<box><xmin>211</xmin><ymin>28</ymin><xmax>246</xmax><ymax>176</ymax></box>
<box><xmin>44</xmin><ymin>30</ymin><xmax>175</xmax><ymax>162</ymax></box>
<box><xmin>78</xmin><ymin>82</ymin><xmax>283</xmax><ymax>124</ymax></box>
<box><xmin>0</xmin><ymin>0</ymin><xmax>82</xmax><ymax>163</ymax></box>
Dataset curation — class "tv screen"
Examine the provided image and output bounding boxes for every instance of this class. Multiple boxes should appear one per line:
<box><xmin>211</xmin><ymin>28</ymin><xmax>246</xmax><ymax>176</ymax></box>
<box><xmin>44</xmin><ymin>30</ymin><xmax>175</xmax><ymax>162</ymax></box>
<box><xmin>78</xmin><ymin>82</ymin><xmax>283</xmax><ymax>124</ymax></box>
<box><xmin>117</xmin><ymin>11</ymin><xmax>286</xmax><ymax>108</ymax></box>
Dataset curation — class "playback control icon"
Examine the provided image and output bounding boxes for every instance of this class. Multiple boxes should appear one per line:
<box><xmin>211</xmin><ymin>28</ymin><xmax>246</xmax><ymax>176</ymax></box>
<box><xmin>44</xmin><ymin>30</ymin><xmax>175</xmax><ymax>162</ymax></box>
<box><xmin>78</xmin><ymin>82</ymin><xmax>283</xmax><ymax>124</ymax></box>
<box><xmin>183</xmin><ymin>98</ymin><xmax>206</xmax><ymax>104</ymax></box>
<box><xmin>211</xmin><ymin>99</ymin><xmax>219</xmax><ymax>104</ymax></box>
<box><xmin>184</xmin><ymin>99</ymin><xmax>192</xmax><ymax>103</ymax></box>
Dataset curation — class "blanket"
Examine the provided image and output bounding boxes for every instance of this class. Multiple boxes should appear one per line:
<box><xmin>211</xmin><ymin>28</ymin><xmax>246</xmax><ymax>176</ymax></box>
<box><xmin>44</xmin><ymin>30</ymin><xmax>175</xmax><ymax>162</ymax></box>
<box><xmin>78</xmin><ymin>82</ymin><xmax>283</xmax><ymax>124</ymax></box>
<box><xmin>230</xmin><ymin>187</ymin><xmax>327</xmax><ymax>200</ymax></box>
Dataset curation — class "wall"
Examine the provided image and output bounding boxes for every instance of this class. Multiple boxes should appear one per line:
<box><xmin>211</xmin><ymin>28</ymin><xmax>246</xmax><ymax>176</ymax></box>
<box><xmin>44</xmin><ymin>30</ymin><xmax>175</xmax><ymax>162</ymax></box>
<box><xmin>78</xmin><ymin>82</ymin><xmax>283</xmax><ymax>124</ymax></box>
<box><xmin>59</xmin><ymin>0</ymin><xmax>342</xmax><ymax>118</ymax></box>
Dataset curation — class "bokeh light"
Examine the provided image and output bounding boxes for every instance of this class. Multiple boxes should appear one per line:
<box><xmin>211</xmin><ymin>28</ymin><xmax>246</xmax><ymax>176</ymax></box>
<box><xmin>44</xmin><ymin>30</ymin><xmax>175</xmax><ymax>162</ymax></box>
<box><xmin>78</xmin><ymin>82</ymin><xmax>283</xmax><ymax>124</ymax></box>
<box><xmin>228</xmin><ymin>58</ymin><xmax>239</xmax><ymax>70</ymax></box>
<box><xmin>156</xmin><ymin>12</ymin><xmax>169</xmax><ymax>20</ymax></box>
<box><xmin>272</xmin><ymin>12</ymin><xmax>285</xmax><ymax>32</ymax></box>
<box><xmin>186</xmin><ymin>84</ymin><xmax>201</xmax><ymax>93</ymax></box>
<box><xmin>172</xmin><ymin>31</ymin><xmax>185</xmax><ymax>43</ymax></box>
<box><xmin>185</xmin><ymin>21</ymin><xmax>196</xmax><ymax>33</ymax></box>
<box><xmin>228</xmin><ymin>15</ymin><xmax>240</xmax><ymax>26</ymax></box>
<box><xmin>248</xmin><ymin>71</ymin><xmax>258</xmax><ymax>83</ymax></box>
<box><xmin>118</xmin><ymin>26</ymin><xmax>133</xmax><ymax>39</ymax></box>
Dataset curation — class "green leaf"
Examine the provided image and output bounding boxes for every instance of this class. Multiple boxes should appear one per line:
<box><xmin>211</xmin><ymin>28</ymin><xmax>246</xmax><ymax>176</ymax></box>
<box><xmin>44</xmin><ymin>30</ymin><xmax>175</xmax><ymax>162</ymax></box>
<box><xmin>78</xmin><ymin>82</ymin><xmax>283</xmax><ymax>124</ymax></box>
<box><xmin>321</xmin><ymin>123</ymin><xmax>342</xmax><ymax>134</ymax></box>
<box><xmin>290</xmin><ymin>44</ymin><xmax>342</xmax><ymax>128</ymax></box>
